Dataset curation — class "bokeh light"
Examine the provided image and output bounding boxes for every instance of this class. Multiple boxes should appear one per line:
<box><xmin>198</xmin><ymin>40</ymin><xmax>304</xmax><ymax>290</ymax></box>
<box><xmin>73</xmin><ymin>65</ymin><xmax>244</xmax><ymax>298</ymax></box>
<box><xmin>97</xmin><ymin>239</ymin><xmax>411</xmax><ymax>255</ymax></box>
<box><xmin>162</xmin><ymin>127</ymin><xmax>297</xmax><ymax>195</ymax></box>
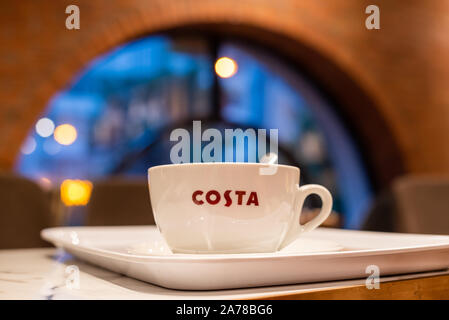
<box><xmin>60</xmin><ymin>179</ymin><xmax>93</xmax><ymax>206</ymax></box>
<box><xmin>215</xmin><ymin>57</ymin><xmax>238</xmax><ymax>78</ymax></box>
<box><xmin>54</xmin><ymin>124</ymin><xmax>77</xmax><ymax>145</ymax></box>
<box><xmin>20</xmin><ymin>137</ymin><xmax>36</xmax><ymax>155</ymax></box>
<box><xmin>38</xmin><ymin>177</ymin><xmax>53</xmax><ymax>190</ymax></box>
<box><xmin>35</xmin><ymin>118</ymin><xmax>55</xmax><ymax>138</ymax></box>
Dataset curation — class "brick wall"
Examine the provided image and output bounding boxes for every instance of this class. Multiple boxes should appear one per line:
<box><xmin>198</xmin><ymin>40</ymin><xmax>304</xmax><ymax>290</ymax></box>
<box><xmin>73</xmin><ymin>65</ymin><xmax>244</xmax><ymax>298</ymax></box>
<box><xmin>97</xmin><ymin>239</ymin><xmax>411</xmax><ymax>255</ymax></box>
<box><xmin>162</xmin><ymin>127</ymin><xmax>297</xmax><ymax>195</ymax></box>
<box><xmin>1</xmin><ymin>0</ymin><xmax>448</xmax><ymax>183</ymax></box>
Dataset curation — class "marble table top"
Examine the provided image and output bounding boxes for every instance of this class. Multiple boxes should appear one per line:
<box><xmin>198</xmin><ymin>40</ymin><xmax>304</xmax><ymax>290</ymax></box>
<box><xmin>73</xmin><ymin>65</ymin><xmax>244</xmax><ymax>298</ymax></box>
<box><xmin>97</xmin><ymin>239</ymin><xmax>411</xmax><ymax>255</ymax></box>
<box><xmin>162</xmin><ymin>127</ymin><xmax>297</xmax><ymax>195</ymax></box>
<box><xmin>1</xmin><ymin>248</ymin><xmax>448</xmax><ymax>300</ymax></box>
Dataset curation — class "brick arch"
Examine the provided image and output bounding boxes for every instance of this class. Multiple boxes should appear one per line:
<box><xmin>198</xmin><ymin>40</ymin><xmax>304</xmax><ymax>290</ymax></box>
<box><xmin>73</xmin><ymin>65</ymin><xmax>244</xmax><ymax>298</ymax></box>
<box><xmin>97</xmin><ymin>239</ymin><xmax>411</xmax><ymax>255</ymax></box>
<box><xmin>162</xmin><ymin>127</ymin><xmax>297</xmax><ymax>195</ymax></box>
<box><xmin>6</xmin><ymin>0</ymin><xmax>404</xmax><ymax>187</ymax></box>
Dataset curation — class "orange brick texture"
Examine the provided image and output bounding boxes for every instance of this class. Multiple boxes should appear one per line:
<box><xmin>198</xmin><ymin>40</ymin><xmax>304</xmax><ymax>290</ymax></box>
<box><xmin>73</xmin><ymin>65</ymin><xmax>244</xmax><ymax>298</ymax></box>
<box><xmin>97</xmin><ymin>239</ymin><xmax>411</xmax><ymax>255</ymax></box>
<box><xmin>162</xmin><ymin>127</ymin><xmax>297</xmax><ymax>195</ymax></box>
<box><xmin>1</xmin><ymin>0</ymin><xmax>448</xmax><ymax>185</ymax></box>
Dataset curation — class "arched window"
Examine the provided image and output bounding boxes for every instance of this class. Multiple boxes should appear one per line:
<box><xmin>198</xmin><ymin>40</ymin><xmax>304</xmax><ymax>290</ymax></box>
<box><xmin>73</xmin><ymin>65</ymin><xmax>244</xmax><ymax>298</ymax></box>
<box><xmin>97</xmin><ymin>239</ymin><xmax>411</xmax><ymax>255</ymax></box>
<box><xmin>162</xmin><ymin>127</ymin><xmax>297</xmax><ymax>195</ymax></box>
<box><xmin>16</xmin><ymin>35</ymin><xmax>373</xmax><ymax>228</ymax></box>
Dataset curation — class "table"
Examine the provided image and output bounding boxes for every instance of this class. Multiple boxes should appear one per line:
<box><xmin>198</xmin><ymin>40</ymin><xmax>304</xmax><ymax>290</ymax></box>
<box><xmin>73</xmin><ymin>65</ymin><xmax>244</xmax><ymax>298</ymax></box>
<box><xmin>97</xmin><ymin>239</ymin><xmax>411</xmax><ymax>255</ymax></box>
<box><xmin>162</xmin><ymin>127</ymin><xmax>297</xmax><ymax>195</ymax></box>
<box><xmin>1</xmin><ymin>248</ymin><xmax>449</xmax><ymax>299</ymax></box>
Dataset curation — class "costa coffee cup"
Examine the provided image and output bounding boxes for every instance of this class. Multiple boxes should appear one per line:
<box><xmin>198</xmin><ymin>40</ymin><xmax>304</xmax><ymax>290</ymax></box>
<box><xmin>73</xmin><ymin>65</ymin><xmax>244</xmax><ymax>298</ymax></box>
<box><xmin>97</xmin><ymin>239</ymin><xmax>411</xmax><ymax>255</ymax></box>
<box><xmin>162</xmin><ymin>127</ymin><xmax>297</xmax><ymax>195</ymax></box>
<box><xmin>148</xmin><ymin>163</ymin><xmax>332</xmax><ymax>254</ymax></box>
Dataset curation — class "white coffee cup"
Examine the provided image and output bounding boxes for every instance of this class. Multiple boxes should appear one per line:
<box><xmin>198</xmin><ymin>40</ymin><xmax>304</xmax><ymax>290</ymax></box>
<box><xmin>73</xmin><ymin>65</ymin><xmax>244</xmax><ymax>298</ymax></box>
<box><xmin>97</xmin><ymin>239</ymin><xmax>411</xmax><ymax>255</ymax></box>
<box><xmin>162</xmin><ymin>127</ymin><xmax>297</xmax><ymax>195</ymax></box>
<box><xmin>148</xmin><ymin>163</ymin><xmax>332</xmax><ymax>254</ymax></box>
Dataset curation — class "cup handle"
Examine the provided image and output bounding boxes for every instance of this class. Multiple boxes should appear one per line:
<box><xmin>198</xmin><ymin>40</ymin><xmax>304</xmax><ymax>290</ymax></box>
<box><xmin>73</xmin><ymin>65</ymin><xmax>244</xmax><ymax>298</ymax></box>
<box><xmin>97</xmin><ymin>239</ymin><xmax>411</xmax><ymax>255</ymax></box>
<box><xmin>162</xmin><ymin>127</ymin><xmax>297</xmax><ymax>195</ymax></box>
<box><xmin>281</xmin><ymin>184</ymin><xmax>333</xmax><ymax>248</ymax></box>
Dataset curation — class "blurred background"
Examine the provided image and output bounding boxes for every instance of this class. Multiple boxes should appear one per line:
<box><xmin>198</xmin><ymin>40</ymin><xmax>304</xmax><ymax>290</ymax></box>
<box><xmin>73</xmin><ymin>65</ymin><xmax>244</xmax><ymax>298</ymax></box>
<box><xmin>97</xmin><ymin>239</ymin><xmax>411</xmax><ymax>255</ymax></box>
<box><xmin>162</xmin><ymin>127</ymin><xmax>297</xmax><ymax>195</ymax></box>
<box><xmin>1</xmin><ymin>0</ymin><xmax>449</xmax><ymax>249</ymax></box>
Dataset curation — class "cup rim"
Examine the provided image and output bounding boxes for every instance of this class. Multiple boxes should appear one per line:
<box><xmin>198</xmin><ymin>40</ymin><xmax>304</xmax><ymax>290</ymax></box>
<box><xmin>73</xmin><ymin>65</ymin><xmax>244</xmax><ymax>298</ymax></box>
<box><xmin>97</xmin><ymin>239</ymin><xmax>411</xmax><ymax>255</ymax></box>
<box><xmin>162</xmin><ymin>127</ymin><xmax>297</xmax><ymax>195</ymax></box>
<box><xmin>148</xmin><ymin>162</ymin><xmax>299</xmax><ymax>173</ymax></box>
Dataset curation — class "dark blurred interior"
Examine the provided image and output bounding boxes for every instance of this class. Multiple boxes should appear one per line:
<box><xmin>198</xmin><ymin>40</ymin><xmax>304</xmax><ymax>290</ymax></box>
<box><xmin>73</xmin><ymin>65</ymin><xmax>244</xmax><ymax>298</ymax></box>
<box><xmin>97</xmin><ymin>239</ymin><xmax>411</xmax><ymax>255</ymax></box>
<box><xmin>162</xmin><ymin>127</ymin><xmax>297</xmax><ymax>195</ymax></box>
<box><xmin>1</xmin><ymin>1</ymin><xmax>449</xmax><ymax>249</ymax></box>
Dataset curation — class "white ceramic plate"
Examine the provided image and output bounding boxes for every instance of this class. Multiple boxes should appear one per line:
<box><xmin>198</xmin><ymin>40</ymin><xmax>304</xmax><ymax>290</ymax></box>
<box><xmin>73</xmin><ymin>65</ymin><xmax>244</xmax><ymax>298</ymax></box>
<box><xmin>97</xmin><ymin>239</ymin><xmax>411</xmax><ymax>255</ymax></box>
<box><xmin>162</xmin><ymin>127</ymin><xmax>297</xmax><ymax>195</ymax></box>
<box><xmin>41</xmin><ymin>226</ymin><xmax>449</xmax><ymax>290</ymax></box>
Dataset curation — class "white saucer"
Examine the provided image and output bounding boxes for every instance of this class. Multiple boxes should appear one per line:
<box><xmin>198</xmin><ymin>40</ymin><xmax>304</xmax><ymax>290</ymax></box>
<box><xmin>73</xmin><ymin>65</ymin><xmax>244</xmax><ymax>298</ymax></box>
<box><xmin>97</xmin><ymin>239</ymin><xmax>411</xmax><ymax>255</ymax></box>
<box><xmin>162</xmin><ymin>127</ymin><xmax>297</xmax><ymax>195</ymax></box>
<box><xmin>125</xmin><ymin>237</ymin><xmax>344</xmax><ymax>256</ymax></box>
<box><xmin>41</xmin><ymin>226</ymin><xmax>449</xmax><ymax>290</ymax></box>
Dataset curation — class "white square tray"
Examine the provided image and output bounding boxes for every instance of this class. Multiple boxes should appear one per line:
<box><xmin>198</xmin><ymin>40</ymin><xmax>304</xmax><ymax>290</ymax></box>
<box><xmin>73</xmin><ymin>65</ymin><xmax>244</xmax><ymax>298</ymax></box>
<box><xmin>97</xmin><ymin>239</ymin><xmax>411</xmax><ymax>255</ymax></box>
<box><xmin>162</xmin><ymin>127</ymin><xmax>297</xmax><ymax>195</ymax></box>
<box><xmin>41</xmin><ymin>226</ymin><xmax>449</xmax><ymax>290</ymax></box>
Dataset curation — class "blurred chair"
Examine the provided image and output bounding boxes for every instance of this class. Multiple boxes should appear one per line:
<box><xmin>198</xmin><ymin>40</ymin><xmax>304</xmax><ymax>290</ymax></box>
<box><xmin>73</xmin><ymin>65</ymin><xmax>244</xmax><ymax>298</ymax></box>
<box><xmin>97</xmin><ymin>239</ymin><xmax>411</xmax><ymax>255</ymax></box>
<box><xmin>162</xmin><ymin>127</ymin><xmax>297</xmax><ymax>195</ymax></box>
<box><xmin>363</xmin><ymin>175</ymin><xmax>449</xmax><ymax>234</ymax></box>
<box><xmin>0</xmin><ymin>172</ymin><xmax>52</xmax><ymax>249</ymax></box>
<box><xmin>86</xmin><ymin>177</ymin><xmax>155</xmax><ymax>226</ymax></box>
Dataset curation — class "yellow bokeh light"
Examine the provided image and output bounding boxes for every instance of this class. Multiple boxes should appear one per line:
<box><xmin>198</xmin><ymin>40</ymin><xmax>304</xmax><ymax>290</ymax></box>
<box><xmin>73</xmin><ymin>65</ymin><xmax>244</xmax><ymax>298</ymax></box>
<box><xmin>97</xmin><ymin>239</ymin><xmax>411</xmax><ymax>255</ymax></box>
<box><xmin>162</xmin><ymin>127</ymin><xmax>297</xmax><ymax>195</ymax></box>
<box><xmin>215</xmin><ymin>57</ymin><xmax>238</xmax><ymax>78</ymax></box>
<box><xmin>60</xmin><ymin>179</ymin><xmax>93</xmax><ymax>206</ymax></box>
<box><xmin>54</xmin><ymin>124</ymin><xmax>77</xmax><ymax>145</ymax></box>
